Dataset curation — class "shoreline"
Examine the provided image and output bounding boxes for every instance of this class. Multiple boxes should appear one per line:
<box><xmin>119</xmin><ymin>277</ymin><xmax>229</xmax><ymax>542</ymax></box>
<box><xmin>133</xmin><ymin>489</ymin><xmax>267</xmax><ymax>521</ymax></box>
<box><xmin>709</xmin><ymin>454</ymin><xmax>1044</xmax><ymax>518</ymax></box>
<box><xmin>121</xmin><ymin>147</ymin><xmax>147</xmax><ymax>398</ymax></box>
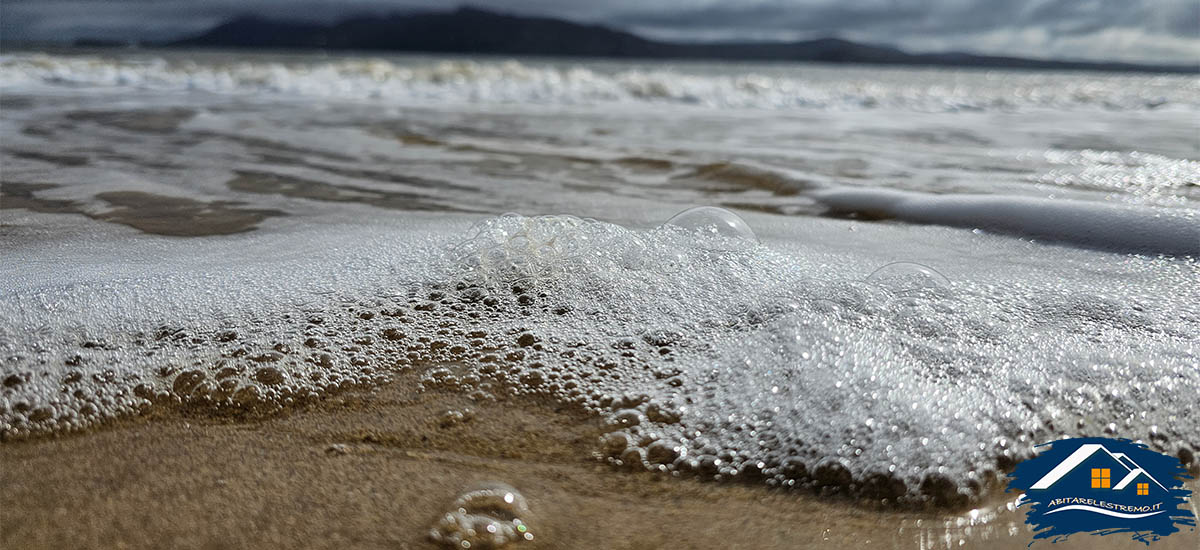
<box><xmin>2</xmin><ymin>66</ymin><xmax>1198</xmax><ymax>549</ymax></box>
<box><xmin>4</xmin><ymin>373</ymin><xmax>1196</xmax><ymax>550</ymax></box>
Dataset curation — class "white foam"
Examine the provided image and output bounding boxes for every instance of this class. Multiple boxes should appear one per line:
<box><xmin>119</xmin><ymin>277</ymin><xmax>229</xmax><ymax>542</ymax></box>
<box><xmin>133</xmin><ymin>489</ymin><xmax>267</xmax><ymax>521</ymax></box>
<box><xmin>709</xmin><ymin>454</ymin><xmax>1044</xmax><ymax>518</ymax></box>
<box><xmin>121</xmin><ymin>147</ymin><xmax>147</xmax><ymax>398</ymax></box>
<box><xmin>2</xmin><ymin>209</ymin><xmax>1197</xmax><ymax>506</ymax></box>
<box><xmin>2</xmin><ymin>53</ymin><xmax>1196</xmax><ymax>113</ymax></box>
<box><xmin>1036</xmin><ymin>150</ymin><xmax>1200</xmax><ymax>207</ymax></box>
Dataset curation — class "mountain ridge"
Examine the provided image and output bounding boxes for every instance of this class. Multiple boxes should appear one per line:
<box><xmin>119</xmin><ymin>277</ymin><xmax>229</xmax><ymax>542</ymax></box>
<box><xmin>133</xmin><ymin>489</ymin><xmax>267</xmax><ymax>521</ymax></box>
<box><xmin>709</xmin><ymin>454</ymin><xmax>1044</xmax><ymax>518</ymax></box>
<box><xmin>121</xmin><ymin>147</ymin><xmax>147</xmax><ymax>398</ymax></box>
<box><xmin>140</xmin><ymin>7</ymin><xmax>1195</xmax><ymax>73</ymax></box>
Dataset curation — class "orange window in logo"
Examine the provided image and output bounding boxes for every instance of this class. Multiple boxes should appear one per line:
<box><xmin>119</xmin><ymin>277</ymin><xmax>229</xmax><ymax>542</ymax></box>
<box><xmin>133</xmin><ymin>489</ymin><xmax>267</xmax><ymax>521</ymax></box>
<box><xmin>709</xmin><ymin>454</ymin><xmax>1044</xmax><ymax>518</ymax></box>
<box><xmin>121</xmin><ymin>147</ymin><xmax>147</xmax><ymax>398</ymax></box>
<box><xmin>1138</xmin><ymin>483</ymin><xmax>1149</xmax><ymax>495</ymax></box>
<box><xmin>1091</xmin><ymin>468</ymin><xmax>1111</xmax><ymax>488</ymax></box>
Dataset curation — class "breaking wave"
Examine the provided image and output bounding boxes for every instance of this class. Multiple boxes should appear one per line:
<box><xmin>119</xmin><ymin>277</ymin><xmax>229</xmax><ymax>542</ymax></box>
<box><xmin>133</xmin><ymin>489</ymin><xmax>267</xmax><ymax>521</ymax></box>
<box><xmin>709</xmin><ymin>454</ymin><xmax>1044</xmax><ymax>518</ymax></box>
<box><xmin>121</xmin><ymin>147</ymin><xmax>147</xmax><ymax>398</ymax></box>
<box><xmin>1</xmin><ymin>52</ymin><xmax>1196</xmax><ymax>112</ymax></box>
<box><xmin>814</xmin><ymin>188</ymin><xmax>1200</xmax><ymax>256</ymax></box>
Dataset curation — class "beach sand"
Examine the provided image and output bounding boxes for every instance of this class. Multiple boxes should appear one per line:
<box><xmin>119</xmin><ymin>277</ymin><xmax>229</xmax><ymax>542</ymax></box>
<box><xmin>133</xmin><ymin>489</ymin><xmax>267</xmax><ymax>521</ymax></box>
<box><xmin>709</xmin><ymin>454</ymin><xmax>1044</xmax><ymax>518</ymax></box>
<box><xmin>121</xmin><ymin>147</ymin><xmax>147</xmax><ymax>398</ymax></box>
<box><xmin>4</xmin><ymin>372</ymin><xmax>1196</xmax><ymax>550</ymax></box>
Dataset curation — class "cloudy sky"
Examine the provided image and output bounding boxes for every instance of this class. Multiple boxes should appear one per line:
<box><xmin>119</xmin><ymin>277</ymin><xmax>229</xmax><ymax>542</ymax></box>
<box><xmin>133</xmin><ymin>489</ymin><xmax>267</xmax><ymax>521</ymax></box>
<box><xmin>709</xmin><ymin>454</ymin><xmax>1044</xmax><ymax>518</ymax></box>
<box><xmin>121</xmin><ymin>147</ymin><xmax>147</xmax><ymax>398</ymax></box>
<box><xmin>2</xmin><ymin>0</ymin><xmax>1197</xmax><ymax>64</ymax></box>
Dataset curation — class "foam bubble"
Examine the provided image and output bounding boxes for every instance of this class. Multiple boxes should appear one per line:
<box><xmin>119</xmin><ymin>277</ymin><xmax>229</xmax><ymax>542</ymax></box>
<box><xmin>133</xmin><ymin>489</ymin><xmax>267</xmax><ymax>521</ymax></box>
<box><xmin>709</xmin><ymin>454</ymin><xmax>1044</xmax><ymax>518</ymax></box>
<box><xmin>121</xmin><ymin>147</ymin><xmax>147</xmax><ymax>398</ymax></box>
<box><xmin>866</xmin><ymin>262</ymin><xmax>951</xmax><ymax>296</ymax></box>
<box><xmin>660</xmin><ymin>206</ymin><xmax>758</xmax><ymax>248</ymax></box>
<box><xmin>429</xmin><ymin>482</ymin><xmax>533</xmax><ymax>549</ymax></box>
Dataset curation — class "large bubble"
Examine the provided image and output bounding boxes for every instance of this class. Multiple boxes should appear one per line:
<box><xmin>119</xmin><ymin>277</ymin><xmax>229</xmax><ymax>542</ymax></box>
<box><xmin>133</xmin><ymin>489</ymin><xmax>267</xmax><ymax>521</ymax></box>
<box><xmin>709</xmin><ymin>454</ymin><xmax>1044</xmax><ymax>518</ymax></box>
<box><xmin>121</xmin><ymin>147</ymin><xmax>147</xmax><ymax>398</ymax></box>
<box><xmin>866</xmin><ymin>262</ymin><xmax>950</xmax><ymax>295</ymax></box>
<box><xmin>660</xmin><ymin>206</ymin><xmax>758</xmax><ymax>247</ymax></box>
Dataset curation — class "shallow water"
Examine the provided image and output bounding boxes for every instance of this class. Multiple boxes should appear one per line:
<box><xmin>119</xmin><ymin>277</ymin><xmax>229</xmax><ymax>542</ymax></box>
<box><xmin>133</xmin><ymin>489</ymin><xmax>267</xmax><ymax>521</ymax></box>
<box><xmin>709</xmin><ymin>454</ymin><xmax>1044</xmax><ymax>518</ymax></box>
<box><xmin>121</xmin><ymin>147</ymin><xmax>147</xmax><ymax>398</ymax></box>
<box><xmin>2</xmin><ymin>50</ymin><xmax>1198</xmax><ymax>509</ymax></box>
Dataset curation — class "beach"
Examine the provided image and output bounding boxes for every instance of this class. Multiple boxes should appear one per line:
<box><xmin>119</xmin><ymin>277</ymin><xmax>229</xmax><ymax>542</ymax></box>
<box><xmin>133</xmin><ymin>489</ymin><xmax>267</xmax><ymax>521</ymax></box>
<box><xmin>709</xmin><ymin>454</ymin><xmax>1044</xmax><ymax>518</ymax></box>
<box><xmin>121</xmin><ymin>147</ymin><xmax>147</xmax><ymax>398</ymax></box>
<box><xmin>5</xmin><ymin>375</ymin><xmax>1196</xmax><ymax>549</ymax></box>
<box><xmin>2</xmin><ymin>50</ymin><xmax>1198</xmax><ymax>549</ymax></box>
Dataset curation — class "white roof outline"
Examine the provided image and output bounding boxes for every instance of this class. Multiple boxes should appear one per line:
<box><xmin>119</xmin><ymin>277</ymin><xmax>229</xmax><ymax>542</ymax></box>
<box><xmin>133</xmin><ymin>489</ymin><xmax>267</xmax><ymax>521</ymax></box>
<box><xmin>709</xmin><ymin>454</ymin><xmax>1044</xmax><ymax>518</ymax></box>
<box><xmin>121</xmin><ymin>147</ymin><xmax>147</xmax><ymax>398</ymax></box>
<box><xmin>1113</xmin><ymin>468</ymin><xmax>1155</xmax><ymax>491</ymax></box>
<box><xmin>1029</xmin><ymin>443</ymin><xmax>1167</xmax><ymax>491</ymax></box>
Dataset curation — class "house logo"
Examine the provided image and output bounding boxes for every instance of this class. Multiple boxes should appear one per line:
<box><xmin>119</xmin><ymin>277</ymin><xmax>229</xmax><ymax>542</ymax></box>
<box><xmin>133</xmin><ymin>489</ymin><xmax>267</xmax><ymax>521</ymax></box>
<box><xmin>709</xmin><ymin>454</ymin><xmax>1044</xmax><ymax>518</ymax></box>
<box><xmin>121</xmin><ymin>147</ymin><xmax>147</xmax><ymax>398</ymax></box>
<box><xmin>1007</xmin><ymin>437</ymin><xmax>1195</xmax><ymax>545</ymax></box>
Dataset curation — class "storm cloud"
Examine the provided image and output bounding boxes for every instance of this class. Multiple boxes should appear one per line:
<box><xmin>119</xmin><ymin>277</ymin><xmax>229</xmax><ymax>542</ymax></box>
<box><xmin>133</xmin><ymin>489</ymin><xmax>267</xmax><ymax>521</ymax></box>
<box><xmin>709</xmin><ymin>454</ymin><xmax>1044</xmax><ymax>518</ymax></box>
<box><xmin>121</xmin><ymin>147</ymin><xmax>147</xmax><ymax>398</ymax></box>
<box><xmin>2</xmin><ymin>0</ymin><xmax>1196</xmax><ymax>64</ymax></box>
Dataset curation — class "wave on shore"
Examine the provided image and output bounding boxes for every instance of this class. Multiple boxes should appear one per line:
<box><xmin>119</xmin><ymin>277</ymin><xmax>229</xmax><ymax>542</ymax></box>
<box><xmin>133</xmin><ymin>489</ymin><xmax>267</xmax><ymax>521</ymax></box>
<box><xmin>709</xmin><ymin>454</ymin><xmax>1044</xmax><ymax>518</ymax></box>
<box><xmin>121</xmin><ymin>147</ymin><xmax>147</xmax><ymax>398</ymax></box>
<box><xmin>3</xmin><ymin>210</ymin><xmax>1197</xmax><ymax>507</ymax></box>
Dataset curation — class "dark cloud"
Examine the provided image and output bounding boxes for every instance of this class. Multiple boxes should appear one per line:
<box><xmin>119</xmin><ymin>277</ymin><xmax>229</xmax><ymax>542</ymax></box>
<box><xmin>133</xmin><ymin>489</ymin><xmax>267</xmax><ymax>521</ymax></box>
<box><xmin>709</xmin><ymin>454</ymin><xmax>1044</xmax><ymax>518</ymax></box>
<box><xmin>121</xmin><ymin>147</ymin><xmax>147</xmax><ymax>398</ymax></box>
<box><xmin>1</xmin><ymin>0</ymin><xmax>1196</xmax><ymax>63</ymax></box>
<box><xmin>619</xmin><ymin>0</ymin><xmax>1200</xmax><ymax>62</ymax></box>
<box><xmin>617</xmin><ymin>1</ymin><xmax>1197</xmax><ymax>40</ymax></box>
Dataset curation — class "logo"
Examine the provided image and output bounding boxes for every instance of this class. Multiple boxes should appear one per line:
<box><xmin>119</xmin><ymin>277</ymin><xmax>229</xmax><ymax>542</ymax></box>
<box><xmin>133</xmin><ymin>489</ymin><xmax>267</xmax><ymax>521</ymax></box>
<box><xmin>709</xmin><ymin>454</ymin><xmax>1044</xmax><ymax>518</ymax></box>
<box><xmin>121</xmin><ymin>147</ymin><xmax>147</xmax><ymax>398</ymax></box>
<box><xmin>1007</xmin><ymin>437</ymin><xmax>1195</xmax><ymax>545</ymax></box>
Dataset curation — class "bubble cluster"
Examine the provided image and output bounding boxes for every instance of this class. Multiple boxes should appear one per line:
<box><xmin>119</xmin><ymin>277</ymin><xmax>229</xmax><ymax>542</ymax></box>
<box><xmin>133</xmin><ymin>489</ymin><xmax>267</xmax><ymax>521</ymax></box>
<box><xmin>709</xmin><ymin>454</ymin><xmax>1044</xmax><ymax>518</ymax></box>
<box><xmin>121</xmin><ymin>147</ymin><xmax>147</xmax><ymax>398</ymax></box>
<box><xmin>2</xmin><ymin>210</ymin><xmax>1197</xmax><ymax>508</ymax></box>
<box><xmin>448</xmin><ymin>210</ymin><xmax>746</xmax><ymax>287</ymax></box>
<box><xmin>1036</xmin><ymin>149</ymin><xmax>1200</xmax><ymax>206</ymax></box>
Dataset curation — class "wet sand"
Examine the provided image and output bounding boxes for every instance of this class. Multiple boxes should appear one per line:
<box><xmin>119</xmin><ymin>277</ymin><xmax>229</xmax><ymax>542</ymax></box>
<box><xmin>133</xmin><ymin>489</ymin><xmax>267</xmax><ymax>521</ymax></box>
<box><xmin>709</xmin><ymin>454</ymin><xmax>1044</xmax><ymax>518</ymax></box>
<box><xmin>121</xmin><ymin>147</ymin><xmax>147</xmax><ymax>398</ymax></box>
<box><xmin>1</xmin><ymin>182</ymin><xmax>284</xmax><ymax>236</ymax></box>
<box><xmin>3</xmin><ymin>373</ymin><xmax>1196</xmax><ymax>550</ymax></box>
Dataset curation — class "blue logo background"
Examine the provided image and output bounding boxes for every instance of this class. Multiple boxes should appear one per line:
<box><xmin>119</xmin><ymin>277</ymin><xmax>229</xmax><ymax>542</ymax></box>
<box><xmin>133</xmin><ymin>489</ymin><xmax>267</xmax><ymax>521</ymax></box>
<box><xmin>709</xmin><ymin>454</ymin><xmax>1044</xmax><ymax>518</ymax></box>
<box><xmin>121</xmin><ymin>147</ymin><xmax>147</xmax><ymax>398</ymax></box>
<box><xmin>1008</xmin><ymin>437</ymin><xmax>1195</xmax><ymax>544</ymax></box>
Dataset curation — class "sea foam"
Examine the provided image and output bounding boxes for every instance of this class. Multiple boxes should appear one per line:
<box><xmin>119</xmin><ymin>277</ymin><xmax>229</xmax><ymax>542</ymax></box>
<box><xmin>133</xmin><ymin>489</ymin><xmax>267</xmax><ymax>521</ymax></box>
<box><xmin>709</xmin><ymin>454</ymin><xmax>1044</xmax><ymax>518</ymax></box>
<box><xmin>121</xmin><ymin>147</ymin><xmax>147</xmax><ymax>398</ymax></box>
<box><xmin>2</xmin><ymin>53</ymin><xmax>1196</xmax><ymax>113</ymax></box>
<box><xmin>3</xmin><ymin>210</ymin><xmax>1196</xmax><ymax>507</ymax></box>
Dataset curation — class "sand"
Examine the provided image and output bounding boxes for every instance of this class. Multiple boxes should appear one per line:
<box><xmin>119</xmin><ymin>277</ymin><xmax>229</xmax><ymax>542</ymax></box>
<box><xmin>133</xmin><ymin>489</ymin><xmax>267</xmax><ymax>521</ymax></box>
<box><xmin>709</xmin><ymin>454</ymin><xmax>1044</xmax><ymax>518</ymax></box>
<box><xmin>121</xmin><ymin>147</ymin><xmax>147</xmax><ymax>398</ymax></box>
<box><xmin>0</xmin><ymin>182</ymin><xmax>284</xmax><ymax>236</ymax></box>
<box><xmin>3</xmin><ymin>372</ymin><xmax>1196</xmax><ymax>550</ymax></box>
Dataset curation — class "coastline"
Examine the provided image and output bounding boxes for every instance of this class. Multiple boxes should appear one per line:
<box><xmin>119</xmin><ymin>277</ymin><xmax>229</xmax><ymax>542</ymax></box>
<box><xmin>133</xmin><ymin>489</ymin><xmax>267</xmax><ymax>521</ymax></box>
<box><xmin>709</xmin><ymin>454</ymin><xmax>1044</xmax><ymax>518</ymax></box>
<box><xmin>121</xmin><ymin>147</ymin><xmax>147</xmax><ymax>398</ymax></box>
<box><xmin>3</xmin><ymin>51</ymin><xmax>1198</xmax><ymax>550</ymax></box>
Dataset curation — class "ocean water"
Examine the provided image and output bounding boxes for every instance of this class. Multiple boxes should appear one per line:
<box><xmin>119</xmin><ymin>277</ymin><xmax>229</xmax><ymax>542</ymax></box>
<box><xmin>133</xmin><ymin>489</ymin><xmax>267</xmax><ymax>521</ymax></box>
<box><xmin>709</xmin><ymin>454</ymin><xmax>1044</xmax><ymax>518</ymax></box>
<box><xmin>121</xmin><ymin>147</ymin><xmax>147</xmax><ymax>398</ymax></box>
<box><xmin>1</xmin><ymin>50</ymin><xmax>1198</xmax><ymax>507</ymax></box>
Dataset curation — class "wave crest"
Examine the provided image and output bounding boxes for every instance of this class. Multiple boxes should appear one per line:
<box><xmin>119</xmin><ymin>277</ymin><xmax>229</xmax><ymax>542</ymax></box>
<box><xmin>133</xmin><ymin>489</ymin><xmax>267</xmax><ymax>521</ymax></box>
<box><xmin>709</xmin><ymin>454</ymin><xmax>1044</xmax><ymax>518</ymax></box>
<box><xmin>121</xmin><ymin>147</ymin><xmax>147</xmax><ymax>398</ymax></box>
<box><xmin>2</xmin><ymin>53</ymin><xmax>1195</xmax><ymax>112</ymax></box>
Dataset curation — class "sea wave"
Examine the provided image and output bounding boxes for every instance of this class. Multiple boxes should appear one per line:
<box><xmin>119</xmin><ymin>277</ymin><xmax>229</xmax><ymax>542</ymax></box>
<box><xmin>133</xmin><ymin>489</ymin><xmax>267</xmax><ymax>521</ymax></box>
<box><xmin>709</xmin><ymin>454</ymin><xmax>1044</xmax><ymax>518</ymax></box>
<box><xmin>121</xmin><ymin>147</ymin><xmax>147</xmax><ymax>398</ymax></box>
<box><xmin>814</xmin><ymin>188</ymin><xmax>1200</xmax><ymax>255</ymax></box>
<box><xmin>1</xmin><ymin>53</ymin><xmax>1194</xmax><ymax>112</ymax></box>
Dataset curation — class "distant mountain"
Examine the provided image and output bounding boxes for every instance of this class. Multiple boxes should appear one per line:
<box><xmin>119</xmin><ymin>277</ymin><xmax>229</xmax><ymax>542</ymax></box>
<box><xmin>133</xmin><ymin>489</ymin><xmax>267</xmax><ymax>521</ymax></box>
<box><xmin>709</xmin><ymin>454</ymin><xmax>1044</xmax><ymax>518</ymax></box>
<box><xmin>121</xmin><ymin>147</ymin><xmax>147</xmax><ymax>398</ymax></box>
<box><xmin>164</xmin><ymin>7</ymin><xmax>1194</xmax><ymax>74</ymax></box>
